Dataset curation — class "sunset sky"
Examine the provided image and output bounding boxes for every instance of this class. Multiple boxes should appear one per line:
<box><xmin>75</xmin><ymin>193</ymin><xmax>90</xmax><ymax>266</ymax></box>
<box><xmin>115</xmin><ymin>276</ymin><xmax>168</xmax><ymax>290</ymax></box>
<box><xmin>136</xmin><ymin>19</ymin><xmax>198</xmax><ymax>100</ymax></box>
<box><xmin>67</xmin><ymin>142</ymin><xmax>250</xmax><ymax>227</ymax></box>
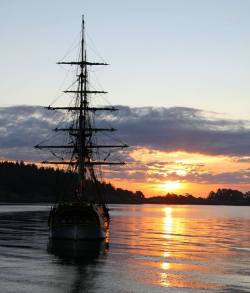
<box><xmin>1</xmin><ymin>0</ymin><xmax>250</xmax><ymax>196</ymax></box>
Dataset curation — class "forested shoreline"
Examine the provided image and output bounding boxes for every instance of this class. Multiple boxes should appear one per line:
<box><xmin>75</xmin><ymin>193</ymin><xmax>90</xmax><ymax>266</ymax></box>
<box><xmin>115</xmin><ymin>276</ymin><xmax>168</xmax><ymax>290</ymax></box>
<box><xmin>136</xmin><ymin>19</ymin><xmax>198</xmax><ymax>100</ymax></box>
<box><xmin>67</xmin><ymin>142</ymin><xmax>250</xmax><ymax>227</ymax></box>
<box><xmin>0</xmin><ymin>161</ymin><xmax>250</xmax><ymax>205</ymax></box>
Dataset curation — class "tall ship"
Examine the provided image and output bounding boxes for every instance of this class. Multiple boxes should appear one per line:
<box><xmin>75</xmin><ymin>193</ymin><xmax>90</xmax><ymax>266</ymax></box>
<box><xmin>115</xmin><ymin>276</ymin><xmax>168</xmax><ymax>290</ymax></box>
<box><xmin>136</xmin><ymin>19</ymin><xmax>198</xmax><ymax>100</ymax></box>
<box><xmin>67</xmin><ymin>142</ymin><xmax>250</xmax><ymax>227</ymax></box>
<box><xmin>35</xmin><ymin>16</ymin><xmax>127</xmax><ymax>240</ymax></box>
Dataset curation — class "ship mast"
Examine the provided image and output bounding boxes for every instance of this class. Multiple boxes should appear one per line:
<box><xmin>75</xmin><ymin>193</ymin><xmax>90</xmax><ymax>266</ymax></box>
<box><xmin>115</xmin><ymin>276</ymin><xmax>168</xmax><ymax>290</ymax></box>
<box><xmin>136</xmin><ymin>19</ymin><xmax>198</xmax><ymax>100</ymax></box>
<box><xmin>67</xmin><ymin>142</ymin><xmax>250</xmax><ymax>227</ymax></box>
<box><xmin>79</xmin><ymin>16</ymin><xmax>86</xmax><ymax>197</ymax></box>
<box><xmin>35</xmin><ymin>15</ymin><xmax>128</xmax><ymax>202</ymax></box>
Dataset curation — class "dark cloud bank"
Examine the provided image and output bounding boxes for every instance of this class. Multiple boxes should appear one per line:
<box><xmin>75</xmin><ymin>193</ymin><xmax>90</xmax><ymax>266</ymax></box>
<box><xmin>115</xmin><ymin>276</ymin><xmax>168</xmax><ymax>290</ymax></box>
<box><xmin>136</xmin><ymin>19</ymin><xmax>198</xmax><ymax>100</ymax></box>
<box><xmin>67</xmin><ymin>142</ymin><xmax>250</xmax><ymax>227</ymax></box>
<box><xmin>1</xmin><ymin>105</ymin><xmax>250</xmax><ymax>161</ymax></box>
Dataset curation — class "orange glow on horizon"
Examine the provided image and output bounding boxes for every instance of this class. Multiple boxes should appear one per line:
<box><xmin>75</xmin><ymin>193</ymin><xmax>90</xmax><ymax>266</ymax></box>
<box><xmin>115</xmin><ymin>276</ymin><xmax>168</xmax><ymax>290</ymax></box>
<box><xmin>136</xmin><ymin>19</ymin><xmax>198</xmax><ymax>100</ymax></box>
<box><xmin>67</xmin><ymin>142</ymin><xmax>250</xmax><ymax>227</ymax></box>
<box><xmin>162</xmin><ymin>181</ymin><xmax>181</xmax><ymax>192</ymax></box>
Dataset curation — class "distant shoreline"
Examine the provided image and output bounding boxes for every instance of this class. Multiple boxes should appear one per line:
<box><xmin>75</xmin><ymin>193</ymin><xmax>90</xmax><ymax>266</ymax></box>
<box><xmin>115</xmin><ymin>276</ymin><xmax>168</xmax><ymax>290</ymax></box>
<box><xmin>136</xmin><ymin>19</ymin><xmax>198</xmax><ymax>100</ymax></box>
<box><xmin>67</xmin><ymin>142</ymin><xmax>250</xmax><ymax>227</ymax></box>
<box><xmin>0</xmin><ymin>202</ymin><xmax>250</xmax><ymax>207</ymax></box>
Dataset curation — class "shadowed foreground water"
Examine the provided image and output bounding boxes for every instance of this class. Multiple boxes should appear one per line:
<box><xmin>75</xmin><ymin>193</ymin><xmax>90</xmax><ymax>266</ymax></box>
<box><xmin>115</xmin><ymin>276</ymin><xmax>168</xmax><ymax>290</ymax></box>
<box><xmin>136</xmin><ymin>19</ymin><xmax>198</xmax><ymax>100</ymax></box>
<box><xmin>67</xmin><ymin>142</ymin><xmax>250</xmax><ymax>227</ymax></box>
<box><xmin>0</xmin><ymin>204</ymin><xmax>249</xmax><ymax>293</ymax></box>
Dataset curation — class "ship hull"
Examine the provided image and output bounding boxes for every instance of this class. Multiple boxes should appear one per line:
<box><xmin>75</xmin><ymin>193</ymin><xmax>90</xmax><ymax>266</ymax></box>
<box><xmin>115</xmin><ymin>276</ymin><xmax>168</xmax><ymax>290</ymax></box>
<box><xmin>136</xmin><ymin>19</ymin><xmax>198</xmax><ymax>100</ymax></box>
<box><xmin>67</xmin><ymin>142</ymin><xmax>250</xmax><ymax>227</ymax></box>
<box><xmin>49</xmin><ymin>224</ymin><xmax>106</xmax><ymax>240</ymax></box>
<box><xmin>48</xmin><ymin>203</ymin><xmax>109</xmax><ymax>240</ymax></box>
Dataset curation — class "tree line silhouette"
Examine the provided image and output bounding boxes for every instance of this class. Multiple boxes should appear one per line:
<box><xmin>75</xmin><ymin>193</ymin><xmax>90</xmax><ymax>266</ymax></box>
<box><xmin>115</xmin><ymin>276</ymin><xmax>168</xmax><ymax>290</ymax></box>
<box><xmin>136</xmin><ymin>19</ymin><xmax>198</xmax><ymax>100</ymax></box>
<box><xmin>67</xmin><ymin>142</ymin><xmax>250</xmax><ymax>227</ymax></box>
<box><xmin>0</xmin><ymin>161</ymin><xmax>144</xmax><ymax>204</ymax></box>
<box><xmin>0</xmin><ymin>161</ymin><xmax>249</xmax><ymax>205</ymax></box>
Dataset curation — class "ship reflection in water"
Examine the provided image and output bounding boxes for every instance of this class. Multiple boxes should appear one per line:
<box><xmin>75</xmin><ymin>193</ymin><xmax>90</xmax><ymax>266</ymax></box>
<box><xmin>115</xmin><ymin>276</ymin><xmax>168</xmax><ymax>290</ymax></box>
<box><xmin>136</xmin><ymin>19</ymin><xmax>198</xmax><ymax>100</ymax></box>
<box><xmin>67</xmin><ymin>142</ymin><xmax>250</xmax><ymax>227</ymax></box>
<box><xmin>0</xmin><ymin>204</ymin><xmax>249</xmax><ymax>293</ymax></box>
<box><xmin>47</xmin><ymin>239</ymin><xmax>108</xmax><ymax>293</ymax></box>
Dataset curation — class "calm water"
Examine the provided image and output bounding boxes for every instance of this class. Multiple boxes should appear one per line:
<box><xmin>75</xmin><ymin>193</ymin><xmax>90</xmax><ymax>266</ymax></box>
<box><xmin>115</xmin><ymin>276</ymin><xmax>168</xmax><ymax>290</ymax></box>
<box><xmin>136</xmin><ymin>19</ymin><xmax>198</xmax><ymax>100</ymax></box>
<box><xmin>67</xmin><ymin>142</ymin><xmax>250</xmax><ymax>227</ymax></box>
<box><xmin>0</xmin><ymin>205</ymin><xmax>249</xmax><ymax>293</ymax></box>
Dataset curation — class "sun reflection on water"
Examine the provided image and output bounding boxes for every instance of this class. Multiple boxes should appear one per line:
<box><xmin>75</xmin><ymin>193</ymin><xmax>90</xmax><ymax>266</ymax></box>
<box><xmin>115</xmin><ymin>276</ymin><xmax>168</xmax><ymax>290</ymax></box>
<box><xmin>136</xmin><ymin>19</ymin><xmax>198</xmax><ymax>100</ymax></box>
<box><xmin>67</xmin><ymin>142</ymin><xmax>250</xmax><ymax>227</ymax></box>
<box><xmin>162</xmin><ymin>207</ymin><xmax>173</xmax><ymax>238</ymax></box>
<box><xmin>159</xmin><ymin>207</ymin><xmax>173</xmax><ymax>287</ymax></box>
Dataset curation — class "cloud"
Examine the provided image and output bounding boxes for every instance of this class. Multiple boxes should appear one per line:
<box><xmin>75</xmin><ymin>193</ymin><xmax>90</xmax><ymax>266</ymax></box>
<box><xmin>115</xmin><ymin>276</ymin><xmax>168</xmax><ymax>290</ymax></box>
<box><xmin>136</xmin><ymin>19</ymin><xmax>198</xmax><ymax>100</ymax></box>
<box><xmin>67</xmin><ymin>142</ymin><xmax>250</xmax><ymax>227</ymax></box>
<box><xmin>191</xmin><ymin>170</ymin><xmax>250</xmax><ymax>184</ymax></box>
<box><xmin>2</xmin><ymin>105</ymin><xmax>250</xmax><ymax>190</ymax></box>
<box><xmin>101</xmin><ymin>106</ymin><xmax>250</xmax><ymax>156</ymax></box>
<box><xmin>1</xmin><ymin>105</ymin><xmax>250</xmax><ymax>162</ymax></box>
<box><xmin>161</xmin><ymin>170</ymin><xmax>250</xmax><ymax>185</ymax></box>
<box><xmin>0</xmin><ymin>106</ymin><xmax>65</xmax><ymax>161</ymax></box>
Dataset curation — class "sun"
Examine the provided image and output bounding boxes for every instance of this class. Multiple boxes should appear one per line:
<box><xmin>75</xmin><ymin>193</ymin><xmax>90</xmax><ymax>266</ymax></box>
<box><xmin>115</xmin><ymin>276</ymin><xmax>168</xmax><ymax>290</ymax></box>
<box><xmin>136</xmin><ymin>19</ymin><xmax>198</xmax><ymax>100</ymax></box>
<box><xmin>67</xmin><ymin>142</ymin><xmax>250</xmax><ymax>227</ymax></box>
<box><xmin>175</xmin><ymin>169</ymin><xmax>187</xmax><ymax>176</ymax></box>
<box><xmin>163</xmin><ymin>181</ymin><xmax>181</xmax><ymax>192</ymax></box>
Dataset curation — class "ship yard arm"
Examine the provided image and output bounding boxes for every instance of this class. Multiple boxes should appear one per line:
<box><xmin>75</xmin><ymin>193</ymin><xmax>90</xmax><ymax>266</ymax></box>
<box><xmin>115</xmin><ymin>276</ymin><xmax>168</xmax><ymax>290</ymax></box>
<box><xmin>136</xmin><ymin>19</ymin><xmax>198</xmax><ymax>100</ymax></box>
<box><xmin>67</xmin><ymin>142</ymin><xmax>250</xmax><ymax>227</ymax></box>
<box><xmin>34</xmin><ymin>145</ymin><xmax>128</xmax><ymax>149</ymax></box>
<box><xmin>47</xmin><ymin>106</ymin><xmax>118</xmax><ymax>111</ymax></box>
<box><xmin>57</xmin><ymin>61</ymin><xmax>109</xmax><ymax>66</ymax></box>
<box><xmin>53</xmin><ymin>127</ymin><xmax>116</xmax><ymax>132</ymax></box>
